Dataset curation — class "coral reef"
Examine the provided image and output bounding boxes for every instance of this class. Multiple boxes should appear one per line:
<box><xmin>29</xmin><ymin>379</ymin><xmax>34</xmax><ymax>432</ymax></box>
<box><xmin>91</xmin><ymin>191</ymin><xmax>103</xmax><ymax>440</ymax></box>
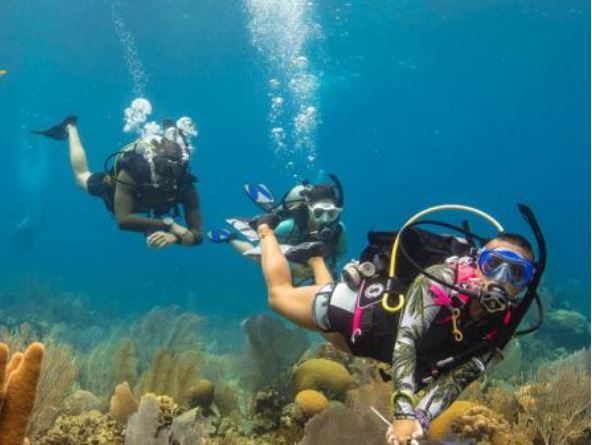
<box><xmin>213</xmin><ymin>382</ymin><xmax>240</xmax><ymax>417</ymax></box>
<box><xmin>291</xmin><ymin>358</ymin><xmax>355</xmax><ymax>399</ymax></box>
<box><xmin>298</xmin><ymin>403</ymin><xmax>387</xmax><ymax>445</ymax></box>
<box><xmin>61</xmin><ymin>390</ymin><xmax>104</xmax><ymax>416</ymax></box>
<box><xmin>0</xmin><ymin>325</ymin><xmax>80</xmax><ymax>439</ymax></box>
<box><xmin>80</xmin><ymin>306</ymin><xmax>204</xmax><ymax>399</ymax></box>
<box><xmin>134</xmin><ymin>348</ymin><xmax>201</xmax><ymax>406</ymax></box>
<box><xmin>125</xmin><ymin>393</ymin><xmax>178</xmax><ymax>445</ymax></box>
<box><xmin>427</xmin><ymin>400</ymin><xmax>478</xmax><ymax>440</ymax></box>
<box><xmin>129</xmin><ymin>306</ymin><xmax>203</xmax><ymax>371</ymax></box>
<box><xmin>518</xmin><ymin>349</ymin><xmax>591</xmax><ymax>445</ymax></box>
<box><xmin>186</xmin><ymin>379</ymin><xmax>216</xmax><ymax>413</ymax></box>
<box><xmin>80</xmin><ymin>337</ymin><xmax>134</xmax><ymax>397</ymax></box>
<box><xmin>170</xmin><ymin>407</ymin><xmax>218</xmax><ymax>444</ymax></box>
<box><xmin>28</xmin><ymin>339</ymin><xmax>79</xmax><ymax>439</ymax></box>
<box><xmin>109</xmin><ymin>382</ymin><xmax>139</xmax><ymax>424</ymax></box>
<box><xmin>451</xmin><ymin>404</ymin><xmax>534</xmax><ymax>445</ymax></box>
<box><xmin>0</xmin><ymin>342</ymin><xmax>45</xmax><ymax>445</ymax></box>
<box><xmin>240</xmin><ymin>315</ymin><xmax>310</xmax><ymax>393</ymax></box>
<box><xmin>294</xmin><ymin>389</ymin><xmax>329</xmax><ymax>416</ymax></box>
<box><xmin>38</xmin><ymin>410</ymin><xmax>124</xmax><ymax>445</ymax></box>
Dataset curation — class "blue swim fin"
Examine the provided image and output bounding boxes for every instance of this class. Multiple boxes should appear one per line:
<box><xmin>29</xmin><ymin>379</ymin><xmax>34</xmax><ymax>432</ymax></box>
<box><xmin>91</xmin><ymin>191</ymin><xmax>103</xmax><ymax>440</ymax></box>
<box><xmin>207</xmin><ymin>229</ymin><xmax>236</xmax><ymax>244</ymax></box>
<box><xmin>225</xmin><ymin>218</ymin><xmax>259</xmax><ymax>242</ymax></box>
<box><xmin>244</xmin><ymin>183</ymin><xmax>275</xmax><ymax>212</ymax></box>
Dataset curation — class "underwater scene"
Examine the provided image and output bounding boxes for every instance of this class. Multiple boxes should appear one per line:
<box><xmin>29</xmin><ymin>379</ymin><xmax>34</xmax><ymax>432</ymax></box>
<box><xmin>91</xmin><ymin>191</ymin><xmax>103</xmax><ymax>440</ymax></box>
<box><xmin>0</xmin><ymin>0</ymin><xmax>590</xmax><ymax>444</ymax></box>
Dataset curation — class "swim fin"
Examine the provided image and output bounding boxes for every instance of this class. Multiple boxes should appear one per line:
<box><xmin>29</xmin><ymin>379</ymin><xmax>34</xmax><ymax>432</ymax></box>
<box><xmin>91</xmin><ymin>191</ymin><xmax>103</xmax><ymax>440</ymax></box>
<box><xmin>226</xmin><ymin>218</ymin><xmax>259</xmax><ymax>242</ymax></box>
<box><xmin>244</xmin><ymin>183</ymin><xmax>275</xmax><ymax>212</ymax></box>
<box><xmin>30</xmin><ymin>115</ymin><xmax>77</xmax><ymax>140</ymax></box>
<box><xmin>243</xmin><ymin>244</ymin><xmax>291</xmax><ymax>258</ymax></box>
<box><xmin>207</xmin><ymin>229</ymin><xmax>236</xmax><ymax>244</ymax></box>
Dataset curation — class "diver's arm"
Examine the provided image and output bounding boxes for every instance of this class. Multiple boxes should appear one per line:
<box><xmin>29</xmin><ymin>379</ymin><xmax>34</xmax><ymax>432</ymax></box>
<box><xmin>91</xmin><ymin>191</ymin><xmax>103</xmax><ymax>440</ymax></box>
<box><xmin>178</xmin><ymin>186</ymin><xmax>204</xmax><ymax>245</ymax></box>
<box><xmin>113</xmin><ymin>171</ymin><xmax>169</xmax><ymax>233</ymax></box>
<box><xmin>391</xmin><ymin>267</ymin><xmax>450</xmax><ymax>419</ymax></box>
<box><xmin>414</xmin><ymin>352</ymin><xmax>493</xmax><ymax>426</ymax></box>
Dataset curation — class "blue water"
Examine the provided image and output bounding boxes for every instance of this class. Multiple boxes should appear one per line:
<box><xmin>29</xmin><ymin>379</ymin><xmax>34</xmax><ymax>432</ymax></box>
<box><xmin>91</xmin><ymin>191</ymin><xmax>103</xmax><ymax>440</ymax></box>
<box><xmin>0</xmin><ymin>0</ymin><xmax>589</xmax><ymax>319</ymax></box>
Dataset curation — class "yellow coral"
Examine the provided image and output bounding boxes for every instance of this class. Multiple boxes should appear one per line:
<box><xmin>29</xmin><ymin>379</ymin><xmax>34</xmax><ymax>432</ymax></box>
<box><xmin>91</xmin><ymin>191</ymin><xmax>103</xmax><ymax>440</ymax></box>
<box><xmin>291</xmin><ymin>359</ymin><xmax>355</xmax><ymax>399</ymax></box>
<box><xmin>427</xmin><ymin>400</ymin><xmax>477</xmax><ymax>440</ymax></box>
<box><xmin>295</xmin><ymin>390</ymin><xmax>329</xmax><ymax>416</ymax></box>
<box><xmin>37</xmin><ymin>410</ymin><xmax>124</xmax><ymax>445</ymax></box>
<box><xmin>452</xmin><ymin>405</ymin><xmax>533</xmax><ymax>445</ymax></box>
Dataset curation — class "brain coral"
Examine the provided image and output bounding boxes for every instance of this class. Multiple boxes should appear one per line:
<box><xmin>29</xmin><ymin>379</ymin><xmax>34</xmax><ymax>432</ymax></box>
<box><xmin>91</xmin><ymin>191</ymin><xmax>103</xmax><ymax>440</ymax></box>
<box><xmin>295</xmin><ymin>390</ymin><xmax>329</xmax><ymax>416</ymax></box>
<box><xmin>291</xmin><ymin>359</ymin><xmax>355</xmax><ymax>399</ymax></box>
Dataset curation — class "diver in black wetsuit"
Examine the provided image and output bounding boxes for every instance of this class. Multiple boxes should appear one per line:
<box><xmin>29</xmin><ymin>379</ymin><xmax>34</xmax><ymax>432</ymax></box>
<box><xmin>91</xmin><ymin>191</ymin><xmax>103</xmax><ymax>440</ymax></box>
<box><xmin>31</xmin><ymin>116</ymin><xmax>203</xmax><ymax>249</ymax></box>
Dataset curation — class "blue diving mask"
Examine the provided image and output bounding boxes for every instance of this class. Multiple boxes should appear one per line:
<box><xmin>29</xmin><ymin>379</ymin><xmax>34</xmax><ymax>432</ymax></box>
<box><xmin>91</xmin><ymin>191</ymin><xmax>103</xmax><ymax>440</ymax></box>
<box><xmin>477</xmin><ymin>248</ymin><xmax>534</xmax><ymax>288</ymax></box>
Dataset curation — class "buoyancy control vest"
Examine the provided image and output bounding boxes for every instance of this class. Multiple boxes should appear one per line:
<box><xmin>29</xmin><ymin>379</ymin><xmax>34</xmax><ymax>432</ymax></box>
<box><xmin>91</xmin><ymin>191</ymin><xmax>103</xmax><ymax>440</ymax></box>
<box><xmin>107</xmin><ymin>145</ymin><xmax>197</xmax><ymax>217</ymax></box>
<box><xmin>343</xmin><ymin>228</ymin><xmax>509</xmax><ymax>388</ymax></box>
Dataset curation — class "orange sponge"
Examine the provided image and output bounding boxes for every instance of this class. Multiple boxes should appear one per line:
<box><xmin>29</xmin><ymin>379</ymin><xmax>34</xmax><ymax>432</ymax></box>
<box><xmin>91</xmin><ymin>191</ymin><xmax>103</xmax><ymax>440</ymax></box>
<box><xmin>0</xmin><ymin>342</ymin><xmax>45</xmax><ymax>445</ymax></box>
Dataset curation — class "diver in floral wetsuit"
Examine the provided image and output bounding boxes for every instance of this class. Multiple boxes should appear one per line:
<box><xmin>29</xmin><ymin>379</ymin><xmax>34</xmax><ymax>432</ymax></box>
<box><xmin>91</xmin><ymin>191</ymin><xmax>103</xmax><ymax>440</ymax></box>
<box><xmin>251</xmin><ymin>213</ymin><xmax>537</xmax><ymax>445</ymax></box>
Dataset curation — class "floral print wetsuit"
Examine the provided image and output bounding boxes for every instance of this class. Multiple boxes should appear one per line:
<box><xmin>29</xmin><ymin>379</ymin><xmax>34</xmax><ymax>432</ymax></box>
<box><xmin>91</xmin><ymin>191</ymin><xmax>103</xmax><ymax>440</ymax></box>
<box><xmin>391</xmin><ymin>260</ymin><xmax>498</xmax><ymax>423</ymax></box>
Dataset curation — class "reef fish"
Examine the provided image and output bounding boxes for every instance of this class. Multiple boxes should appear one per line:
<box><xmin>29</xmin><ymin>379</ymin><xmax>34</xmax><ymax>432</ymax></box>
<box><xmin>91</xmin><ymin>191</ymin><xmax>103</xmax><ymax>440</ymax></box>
<box><xmin>0</xmin><ymin>70</ymin><xmax>7</xmax><ymax>76</ymax></box>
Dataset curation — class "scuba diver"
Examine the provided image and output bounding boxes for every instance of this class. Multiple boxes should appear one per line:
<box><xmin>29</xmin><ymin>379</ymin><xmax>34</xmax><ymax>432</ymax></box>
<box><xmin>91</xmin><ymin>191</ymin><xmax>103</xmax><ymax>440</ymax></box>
<box><xmin>208</xmin><ymin>176</ymin><xmax>347</xmax><ymax>281</ymax></box>
<box><xmin>252</xmin><ymin>204</ymin><xmax>546</xmax><ymax>445</ymax></box>
<box><xmin>31</xmin><ymin>116</ymin><xmax>203</xmax><ymax>249</ymax></box>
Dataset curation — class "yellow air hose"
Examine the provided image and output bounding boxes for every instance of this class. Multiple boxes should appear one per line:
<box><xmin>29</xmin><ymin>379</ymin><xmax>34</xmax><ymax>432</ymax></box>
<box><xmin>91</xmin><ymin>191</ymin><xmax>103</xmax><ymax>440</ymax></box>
<box><xmin>381</xmin><ymin>204</ymin><xmax>505</xmax><ymax>313</ymax></box>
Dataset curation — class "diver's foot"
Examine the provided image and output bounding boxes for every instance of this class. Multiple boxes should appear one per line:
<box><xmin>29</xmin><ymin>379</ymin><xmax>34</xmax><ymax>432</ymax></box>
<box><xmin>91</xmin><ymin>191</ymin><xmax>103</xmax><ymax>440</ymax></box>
<box><xmin>284</xmin><ymin>241</ymin><xmax>325</xmax><ymax>263</ymax></box>
<box><xmin>207</xmin><ymin>229</ymin><xmax>237</xmax><ymax>244</ymax></box>
<box><xmin>30</xmin><ymin>115</ymin><xmax>77</xmax><ymax>140</ymax></box>
<box><xmin>248</xmin><ymin>213</ymin><xmax>280</xmax><ymax>231</ymax></box>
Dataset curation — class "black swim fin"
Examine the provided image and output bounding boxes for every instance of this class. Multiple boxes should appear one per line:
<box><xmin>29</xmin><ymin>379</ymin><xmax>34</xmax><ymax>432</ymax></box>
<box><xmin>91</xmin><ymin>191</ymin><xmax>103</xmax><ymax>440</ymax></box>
<box><xmin>30</xmin><ymin>115</ymin><xmax>77</xmax><ymax>140</ymax></box>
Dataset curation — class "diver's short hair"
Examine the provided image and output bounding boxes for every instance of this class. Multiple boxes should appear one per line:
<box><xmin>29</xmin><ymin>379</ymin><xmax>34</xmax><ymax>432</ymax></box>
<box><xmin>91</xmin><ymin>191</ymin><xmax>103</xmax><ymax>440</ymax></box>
<box><xmin>489</xmin><ymin>232</ymin><xmax>534</xmax><ymax>257</ymax></box>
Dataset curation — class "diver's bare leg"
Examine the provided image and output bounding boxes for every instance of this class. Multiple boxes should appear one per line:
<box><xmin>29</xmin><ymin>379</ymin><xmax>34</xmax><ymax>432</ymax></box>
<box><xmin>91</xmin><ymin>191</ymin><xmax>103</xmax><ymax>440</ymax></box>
<box><xmin>66</xmin><ymin>125</ymin><xmax>92</xmax><ymax>191</ymax></box>
<box><xmin>258</xmin><ymin>224</ymin><xmax>322</xmax><ymax>330</ymax></box>
<box><xmin>307</xmin><ymin>257</ymin><xmax>333</xmax><ymax>284</ymax></box>
<box><xmin>230</xmin><ymin>239</ymin><xmax>255</xmax><ymax>254</ymax></box>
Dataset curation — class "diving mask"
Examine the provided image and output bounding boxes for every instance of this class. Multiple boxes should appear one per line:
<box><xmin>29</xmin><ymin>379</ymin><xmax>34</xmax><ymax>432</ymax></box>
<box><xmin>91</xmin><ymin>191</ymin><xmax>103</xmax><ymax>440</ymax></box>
<box><xmin>310</xmin><ymin>202</ymin><xmax>342</xmax><ymax>224</ymax></box>
<box><xmin>477</xmin><ymin>248</ymin><xmax>534</xmax><ymax>288</ymax></box>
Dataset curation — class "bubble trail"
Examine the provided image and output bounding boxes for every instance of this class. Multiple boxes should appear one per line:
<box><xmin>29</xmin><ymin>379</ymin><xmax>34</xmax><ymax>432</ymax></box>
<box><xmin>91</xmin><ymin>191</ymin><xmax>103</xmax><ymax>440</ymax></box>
<box><xmin>111</xmin><ymin>0</ymin><xmax>147</xmax><ymax>98</ymax></box>
<box><xmin>245</xmin><ymin>0</ymin><xmax>323</xmax><ymax>176</ymax></box>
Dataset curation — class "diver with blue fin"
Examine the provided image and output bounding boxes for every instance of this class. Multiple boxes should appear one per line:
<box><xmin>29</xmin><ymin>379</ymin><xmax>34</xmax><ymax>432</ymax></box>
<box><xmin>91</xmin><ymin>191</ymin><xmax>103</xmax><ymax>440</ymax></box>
<box><xmin>208</xmin><ymin>175</ymin><xmax>347</xmax><ymax>282</ymax></box>
<box><xmin>30</xmin><ymin>116</ymin><xmax>204</xmax><ymax>249</ymax></box>
<box><xmin>253</xmin><ymin>204</ymin><xmax>546</xmax><ymax>445</ymax></box>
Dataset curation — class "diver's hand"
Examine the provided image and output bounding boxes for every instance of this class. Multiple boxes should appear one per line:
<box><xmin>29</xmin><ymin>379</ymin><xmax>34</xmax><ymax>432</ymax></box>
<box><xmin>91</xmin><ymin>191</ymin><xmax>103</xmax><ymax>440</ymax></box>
<box><xmin>170</xmin><ymin>222</ymin><xmax>189</xmax><ymax>237</ymax></box>
<box><xmin>147</xmin><ymin>231</ymin><xmax>178</xmax><ymax>250</ymax></box>
<box><xmin>386</xmin><ymin>419</ymin><xmax>423</xmax><ymax>445</ymax></box>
